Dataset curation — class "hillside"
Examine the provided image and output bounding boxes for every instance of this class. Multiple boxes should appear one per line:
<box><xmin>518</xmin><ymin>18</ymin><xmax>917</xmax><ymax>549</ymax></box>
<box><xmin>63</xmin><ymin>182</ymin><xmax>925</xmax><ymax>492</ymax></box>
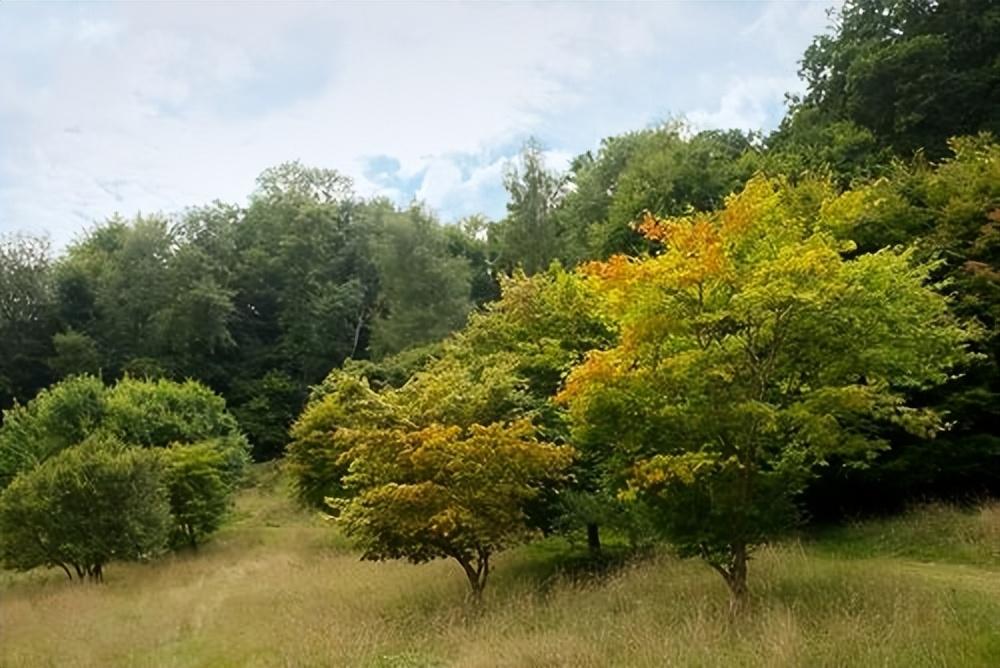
<box><xmin>2</xmin><ymin>465</ymin><xmax>998</xmax><ymax>668</ymax></box>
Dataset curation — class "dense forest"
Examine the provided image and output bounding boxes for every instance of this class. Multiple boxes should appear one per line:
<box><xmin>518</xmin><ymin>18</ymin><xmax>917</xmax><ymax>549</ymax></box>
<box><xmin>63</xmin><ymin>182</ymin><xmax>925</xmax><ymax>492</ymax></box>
<box><xmin>2</xmin><ymin>0</ymin><xmax>1000</xmax><ymax>614</ymax></box>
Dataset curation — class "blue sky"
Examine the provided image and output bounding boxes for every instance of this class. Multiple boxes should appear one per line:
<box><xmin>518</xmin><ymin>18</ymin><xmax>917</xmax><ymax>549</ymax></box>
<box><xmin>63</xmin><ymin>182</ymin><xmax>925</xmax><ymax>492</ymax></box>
<box><xmin>0</xmin><ymin>1</ymin><xmax>836</xmax><ymax>246</ymax></box>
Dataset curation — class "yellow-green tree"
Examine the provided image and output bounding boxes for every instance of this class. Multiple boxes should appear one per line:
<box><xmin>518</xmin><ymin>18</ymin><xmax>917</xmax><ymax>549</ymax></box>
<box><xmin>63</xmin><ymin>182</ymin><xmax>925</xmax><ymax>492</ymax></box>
<box><xmin>559</xmin><ymin>176</ymin><xmax>975</xmax><ymax>612</ymax></box>
<box><xmin>288</xmin><ymin>361</ymin><xmax>571</xmax><ymax>603</ymax></box>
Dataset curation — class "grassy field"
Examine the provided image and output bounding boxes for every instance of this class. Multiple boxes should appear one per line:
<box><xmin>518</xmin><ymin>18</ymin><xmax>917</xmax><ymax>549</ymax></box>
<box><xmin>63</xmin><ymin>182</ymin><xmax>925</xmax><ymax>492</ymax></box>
<box><xmin>2</xmin><ymin>465</ymin><xmax>999</xmax><ymax>667</ymax></box>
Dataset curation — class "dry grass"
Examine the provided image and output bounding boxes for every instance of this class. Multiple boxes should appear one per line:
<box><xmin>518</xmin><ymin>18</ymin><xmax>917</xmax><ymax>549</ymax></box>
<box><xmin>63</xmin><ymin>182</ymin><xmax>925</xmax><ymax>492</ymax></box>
<box><xmin>2</xmin><ymin>467</ymin><xmax>999</xmax><ymax>667</ymax></box>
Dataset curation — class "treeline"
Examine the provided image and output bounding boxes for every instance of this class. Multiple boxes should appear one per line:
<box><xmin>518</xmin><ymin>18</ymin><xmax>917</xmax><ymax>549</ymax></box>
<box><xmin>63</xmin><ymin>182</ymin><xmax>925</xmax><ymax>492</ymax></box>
<box><xmin>2</xmin><ymin>0</ymin><xmax>1000</xmax><ymax>601</ymax></box>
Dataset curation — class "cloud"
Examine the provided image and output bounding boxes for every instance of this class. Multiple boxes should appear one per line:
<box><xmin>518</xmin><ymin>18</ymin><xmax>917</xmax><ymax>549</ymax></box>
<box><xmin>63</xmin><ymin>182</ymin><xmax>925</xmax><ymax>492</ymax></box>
<box><xmin>0</xmin><ymin>1</ymin><xmax>837</xmax><ymax>246</ymax></box>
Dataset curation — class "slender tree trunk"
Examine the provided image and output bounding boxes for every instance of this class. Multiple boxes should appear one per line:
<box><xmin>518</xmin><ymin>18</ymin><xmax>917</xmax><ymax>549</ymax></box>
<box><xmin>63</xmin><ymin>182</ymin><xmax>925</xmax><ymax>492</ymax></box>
<box><xmin>724</xmin><ymin>543</ymin><xmax>749</xmax><ymax>616</ymax></box>
<box><xmin>586</xmin><ymin>522</ymin><xmax>602</xmax><ymax>557</ymax></box>
<box><xmin>705</xmin><ymin>543</ymin><xmax>750</xmax><ymax>616</ymax></box>
<box><xmin>58</xmin><ymin>563</ymin><xmax>73</xmax><ymax>581</ymax></box>
<box><xmin>456</xmin><ymin>550</ymin><xmax>490</xmax><ymax>606</ymax></box>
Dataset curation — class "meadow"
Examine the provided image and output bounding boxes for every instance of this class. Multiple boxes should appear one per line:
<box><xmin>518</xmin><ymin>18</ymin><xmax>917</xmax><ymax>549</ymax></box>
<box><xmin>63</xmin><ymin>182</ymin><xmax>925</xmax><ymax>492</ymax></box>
<box><xmin>3</xmin><ymin>465</ymin><xmax>999</xmax><ymax>668</ymax></box>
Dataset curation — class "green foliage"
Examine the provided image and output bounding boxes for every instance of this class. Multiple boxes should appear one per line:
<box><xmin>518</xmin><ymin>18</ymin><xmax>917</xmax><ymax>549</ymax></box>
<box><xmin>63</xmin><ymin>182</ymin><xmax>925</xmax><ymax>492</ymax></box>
<box><xmin>494</xmin><ymin>139</ymin><xmax>569</xmax><ymax>275</ymax></box>
<box><xmin>0</xmin><ymin>374</ymin><xmax>107</xmax><ymax>489</ymax></box>
<box><xmin>289</xmin><ymin>344</ymin><xmax>573</xmax><ymax>599</ymax></box>
<box><xmin>287</xmin><ymin>370</ymin><xmax>398</xmax><ymax>509</ymax></box>
<box><xmin>560</xmin><ymin>176</ymin><xmax>975</xmax><ymax>608</ymax></box>
<box><xmin>102</xmin><ymin>376</ymin><xmax>241</xmax><ymax>447</ymax></box>
<box><xmin>0</xmin><ymin>233</ymin><xmax>57</xmax><ymax>412</ymax></box>
<box><xmin>48</xmin><ymin>329</ymin><xmax>101</xmax><ymax>379</ymax></box>
<box><xmin>556</xmin><ymin>125</ymin><xmax>758</xmax><ymax>260</ymax></box>
<box><xmin>163</xmin><ymin>442</ymin><xmax>233</xmax><ymax>549</ymax></box>
<box><xmin>370</xmin><ymin>205</ymin><xmax>473</xmax><ymax>357</ymax></box>
<box><xmin>778</xmin><ymin>0</ymin><xmax>1000</xmax><ymax>167</ymax></box>
<box><xmin>0</xmin><ymin>437</ymin><xmax>170</xmax><ymax>580</ymax></box>
<box><xmin>0</xmin><ymin>375</ymin><xmax>249</xmax><ymax>560</ymax></box>
<box><xmin>230</xmin><ymin>371</ymin><xmax>306</xmax><ymax>461</ymax></box>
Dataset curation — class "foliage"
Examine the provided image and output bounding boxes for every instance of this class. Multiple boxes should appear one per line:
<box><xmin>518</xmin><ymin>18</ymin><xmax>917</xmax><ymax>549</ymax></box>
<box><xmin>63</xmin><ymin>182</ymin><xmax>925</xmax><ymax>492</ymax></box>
<box><xmin>370</xmin><ymin>205</ymin><xmax>473</xmax><ymax>357</ymax></box>
<box><xmin>0</xmin><ymin>375</ymin><xmax>249</xmax><ymax>559</ymax></box>
<box><xmin>0</xmin><ymin>374</ymin><xmax>107</xmax><ymax>489</ymax></box>
<box><xmin>802</xmin><ymin>135</ymin><xmax>1000</xmax><ymax>513</ymax></box>
<box><xmin>776</xmin><ymin>0</ymin><xmax>1000</xmax><ymax>166</ymax></box>
<box><xmin>230</xmin><ymin>371</ymin><xmax>306</xmax><ymax>461</ymax></box>
<box><xmin>0</xmin><ymin>437</ymin><xmax>170</xmax><ymax>580</ymax></box>
<box><xmin>162</xmin><ymin>442</ymin><xmax>233</xmax><ymax>549</ymax></box>
<box><xmin>555</xmin><ymin>125</ymin><xmax>758</xmax><ymax>260</ymax></box>
<box><xmin>334</xmin><ymin>420</ymin><xmax>571</xmax><ymax>600</ymax></box>
<box><xmin>289</xmin><ymin>348</ymin><xmax>573</xmax><ymax>600</ymax></box>
<box><xmin>494</xmin><ymin>139</ymin><xmax>569</xmax><ymax>275</ymax></box>
<box><xmin>48</xmin><ymin>329</ymin><xmax>102</xmax><ymax>379</ymax></box>
<box><xmin>0</xmin><ymin>234</ymin><xmax>57</xmax><ymax>412</ymax></box>
<box><xmin>559</xmin><ymin>175</ymin><xmax>974</xmax><ymax>609</ymax></box>
<box><xmin>102</xmin><ymin>376</ymin><xmax>242</xmax><ymax>447</ymax></box>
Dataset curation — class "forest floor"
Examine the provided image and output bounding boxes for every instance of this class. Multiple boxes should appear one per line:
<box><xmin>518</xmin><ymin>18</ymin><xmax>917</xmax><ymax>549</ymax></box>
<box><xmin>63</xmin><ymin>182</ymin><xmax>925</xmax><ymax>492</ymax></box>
<box><xmin>2</xmin><ymin>464</ymin><xmax>999</xmax><ymax>667</ymax></box>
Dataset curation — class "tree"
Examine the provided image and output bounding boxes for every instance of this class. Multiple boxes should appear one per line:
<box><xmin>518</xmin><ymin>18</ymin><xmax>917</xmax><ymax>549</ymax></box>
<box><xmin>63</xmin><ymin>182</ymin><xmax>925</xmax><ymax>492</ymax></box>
<box><xmin>800</xmin><ymin>134</ymin><xmax>1000</xmax><ymax>513</ymax></box>
<box><xmin>455</xmin><ymin>266</ymin><xmax>618</xmax><ymax>552</ymax></box>
<box><xmin>370</xmin><ymin>205</ymin><xmax>473</xmax><ymax>357</ymax></box>
<box><xmin>776</xmin><ymin>0</ymin><xmax>1000</xmax><ymax>164</ymax></box>
<box><xmin>555</xmin><ymin>125</ymin><xmax>757</xmax><ymax>261</ymax></box>
<box><xmin>0</xmin><ymin>438</ymin><xmax>170</xmax><ymax>581</ymax></box>
<box><xmin>0</xmin><ymin>375</ymin><xmax>249</xmax><ymax>552</ymax></box>
<box><xmin>335</xmin><ymin>420</ymin><xmax>571</xmax><ymax>603</ymax></box>
<box><xmin>559</xmin><ymin>176</ymin><xmax>974</xmax><ymax>612</ymax></box>
<box><xmin>0</xmin><ymin>233</ymin><xmax>57</xmax><ymax>411</ymax></box>
<box><xmin>0</xmin><ymin>375</ymin><xmax>107</xmax><ymax>489</ymax></box>
<box><xmin>162</xmin><ymin>442</ymin><xmax>232</xmax><ymax>549</ymax></box>
<box><xmin>48</xmin><ymin>330</ymin><xmax>101</xmax><ymax>379</ymax></box>
<box><xmin>288</xmin><ymin>359</ymin><xmax>572</xmax><ymax>603</ymax></box>
<box><xmin>496</xmin><ymin>140</ymin><xmax>569</xmax><ymax>274</ymax></box>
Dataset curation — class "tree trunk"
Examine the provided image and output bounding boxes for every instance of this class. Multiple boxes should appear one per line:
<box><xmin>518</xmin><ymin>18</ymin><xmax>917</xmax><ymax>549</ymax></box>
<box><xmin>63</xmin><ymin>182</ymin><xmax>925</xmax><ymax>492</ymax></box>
<box><xmin>456</xmin><ymin>550</ymin><xmax>490</xmax><ymax>606</ymax></box>
<box><xmin>705</xmin><ymin>542</ymin><xmax>750</xmax><ymax>616</ymax></box>
<box><xmin>586</xmin><ymin>522</ymin><xmax>602</xmax><ymax>557</ymax></box>
<box><xmin>724</xmin><ymin>543</ymin><xmax>749</xmax><ymax>616</ymax></box>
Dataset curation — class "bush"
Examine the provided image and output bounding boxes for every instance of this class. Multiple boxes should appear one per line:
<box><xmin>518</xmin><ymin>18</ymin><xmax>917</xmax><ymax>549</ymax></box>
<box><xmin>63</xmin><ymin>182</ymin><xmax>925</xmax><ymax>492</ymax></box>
<box><xmin>0</xmin><ymin>375</ymin><xmax>250</xmax><ymax>561</ymax></box>
<box><xmin>0</xmin><ymin>375</ymin><xmax>107</xmax><ymax>489</ymax></box>
<box><xmin>0</xmin><ymin>438</ymin><xmax>170</xmax><ymax>581</ymax></box>
<box><xmin>163</xmin><ymin>442</ymin><xmax>232</xmax><ymax>549</ymax></box>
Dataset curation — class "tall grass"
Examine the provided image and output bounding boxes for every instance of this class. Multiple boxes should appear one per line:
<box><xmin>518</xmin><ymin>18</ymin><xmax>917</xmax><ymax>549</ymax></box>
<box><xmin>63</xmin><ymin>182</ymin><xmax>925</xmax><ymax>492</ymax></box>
<box><xmin>2</xmin><ymin>468</ymin><xmax>999</xmax><ymax>667</ymax></box>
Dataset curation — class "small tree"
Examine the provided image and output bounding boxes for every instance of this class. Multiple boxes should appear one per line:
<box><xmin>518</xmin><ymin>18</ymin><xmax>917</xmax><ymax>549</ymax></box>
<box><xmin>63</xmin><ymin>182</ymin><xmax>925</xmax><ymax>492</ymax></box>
<box><xmin>0</xmin><ymin>438</ymin><xmax>170</xmax><ymax>581</ymax></box>
<box><xmin>289</xmin><ymin>363</ymin><xmax>572</xmax><ymax>603</ymax></box>
<box><xmin>560</xmin><ymin>176</ymin><xmax>975</xmax><ymax>612</ymax></box>
<box><xmin>162</xmin><ymin>442</ymin><xmax>232</xmax><ymax>549</ymax></box>
<box><xmin>0</xmin><ymin>375</ymin><xmax>249</xmax><ymax>553</ymax></box>
<box><xmin>334</xmin><ymin>420</ymin><xmax>571</xmax><ymax>602</ymax></box>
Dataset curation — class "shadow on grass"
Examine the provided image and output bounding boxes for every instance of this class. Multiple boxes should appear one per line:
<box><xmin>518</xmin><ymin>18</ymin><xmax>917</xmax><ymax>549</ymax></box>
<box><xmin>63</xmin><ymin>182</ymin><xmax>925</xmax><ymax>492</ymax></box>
<box><xmin>497</xmin><ymin>537</ymin><xmax>655</xmax><ymax>595</ymax></box>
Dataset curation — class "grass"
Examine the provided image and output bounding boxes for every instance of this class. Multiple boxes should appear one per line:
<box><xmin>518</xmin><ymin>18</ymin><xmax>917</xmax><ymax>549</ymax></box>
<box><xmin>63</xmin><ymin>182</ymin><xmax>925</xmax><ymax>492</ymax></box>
<box><xmin>2</xmin><ymin>465</ymin><xmax>999</xmax><ymax>667</ymax></box>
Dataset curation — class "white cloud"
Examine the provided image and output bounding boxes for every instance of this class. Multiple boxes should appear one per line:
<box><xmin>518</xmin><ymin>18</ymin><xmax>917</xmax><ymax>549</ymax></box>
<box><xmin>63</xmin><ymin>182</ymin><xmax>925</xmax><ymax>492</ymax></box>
<box><xmin>0</xmin><ymin>2</ymin><xmax>836</xmax><ymax>246</ymax></box>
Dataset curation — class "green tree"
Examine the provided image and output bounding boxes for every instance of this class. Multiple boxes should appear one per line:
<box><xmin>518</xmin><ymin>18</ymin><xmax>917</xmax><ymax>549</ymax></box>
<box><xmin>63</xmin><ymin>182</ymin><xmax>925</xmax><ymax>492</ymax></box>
<box><xmin>370</xmin><ymin>205</ymin><xmax>473</xmax><ymax>357</ymax></box>
<box><xmin>803</xmin><ymin>135</ymin><xmax>1000</xmax><ymax>511</ymax></box>
<box><xmin>48</xmin><ymin>329</ymin><xmax>101</xmax><ymax>379</ymax></box>
<box><xmin>560</xmin><ymin>176</ymin><xmax>974</xmax><ymax>611</ymax></box>
<box><xmin>495</xmin><ymin>140</ymin><xmax>569</xmax><ymax>274</ymax></box>
<box><xmin>0</xmin><ymin>438</ymin><xmax>170</xmax><ymax>581</ymax></box>
<box><xmin>0</xmin><ymin>375</ymin><xmax>249</xmax><ymax>551</ymax></box>
<box><xmin>162</xmin><ymin>442</ymin><xmax>232</xmax><ymax>549</ymax></box>
<box><xmin>776</xmin><ymin>0</ymin><xmax>1000</xmax><ymax>165</ymax></box>
<box><xmin>0</xmin><ymin>233</ymin><xmax>57</xmax><ymax>411</ymax></box>
<box><xmin>555</xmin><ymin>125</ymin><xmax>757</xmax><ymax>261</ymax></box>
<box><xmin>0</xmin><ymin>375</ymin><xmax>107</xmax><ymax>489</ymax></box>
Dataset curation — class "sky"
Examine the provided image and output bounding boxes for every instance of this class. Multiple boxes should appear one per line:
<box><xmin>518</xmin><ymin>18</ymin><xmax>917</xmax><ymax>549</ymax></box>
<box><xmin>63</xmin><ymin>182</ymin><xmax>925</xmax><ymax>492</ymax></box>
<box><xmin>0</xmin><ymin>1</ymin><xmax>836</xmax><ymax>247</ymax></box>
